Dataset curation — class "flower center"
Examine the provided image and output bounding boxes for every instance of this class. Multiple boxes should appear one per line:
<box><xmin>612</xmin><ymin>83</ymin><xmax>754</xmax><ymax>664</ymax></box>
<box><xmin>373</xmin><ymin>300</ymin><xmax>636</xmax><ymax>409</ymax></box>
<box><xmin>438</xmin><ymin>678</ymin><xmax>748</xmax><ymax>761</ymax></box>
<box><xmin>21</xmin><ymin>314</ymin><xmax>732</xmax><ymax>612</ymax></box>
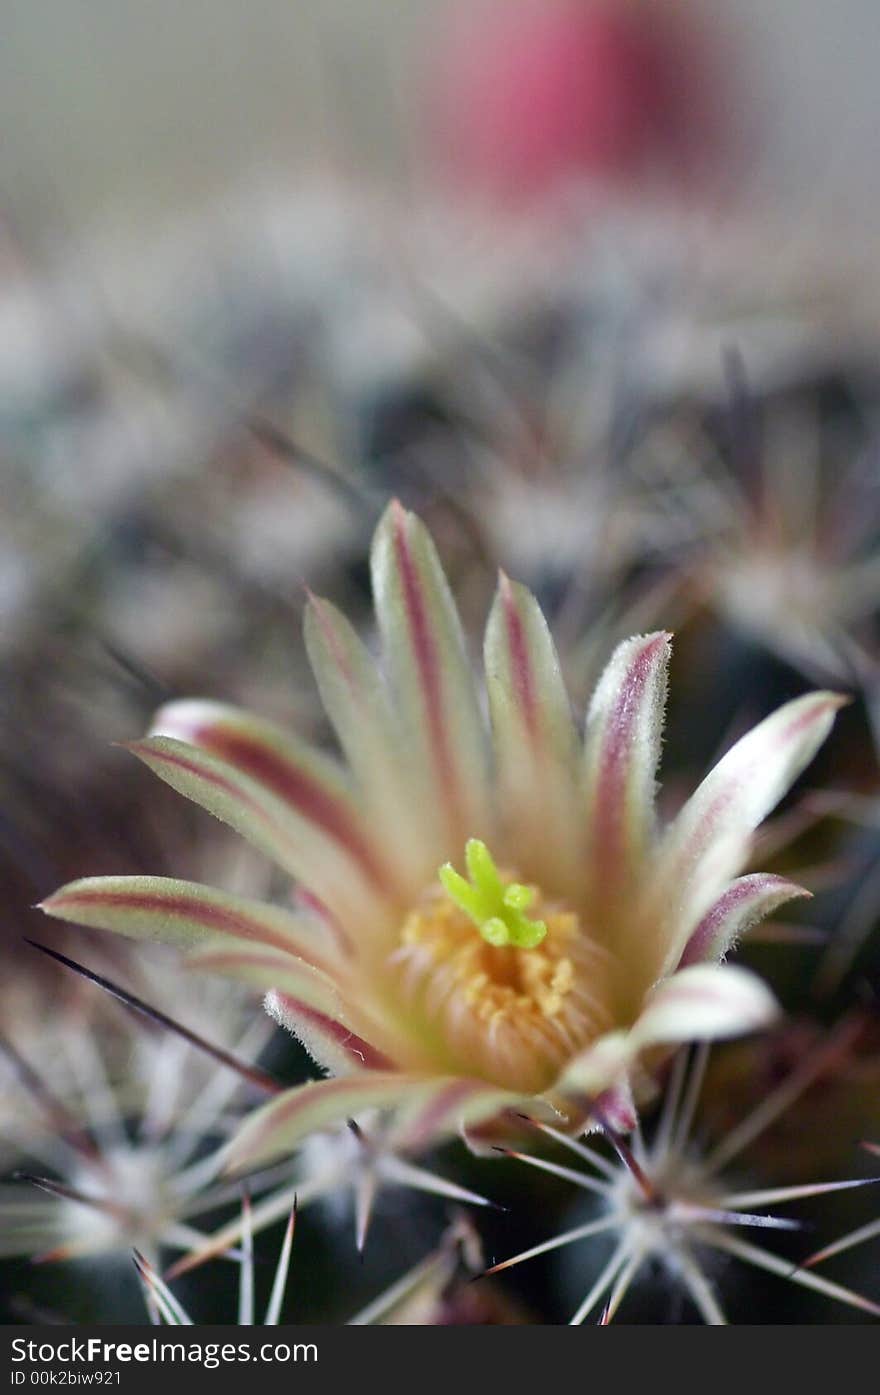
<box><xmin>390</xmin><ymin>843</ymin><xmax>614</xmax><ymax>1094</ymax></box>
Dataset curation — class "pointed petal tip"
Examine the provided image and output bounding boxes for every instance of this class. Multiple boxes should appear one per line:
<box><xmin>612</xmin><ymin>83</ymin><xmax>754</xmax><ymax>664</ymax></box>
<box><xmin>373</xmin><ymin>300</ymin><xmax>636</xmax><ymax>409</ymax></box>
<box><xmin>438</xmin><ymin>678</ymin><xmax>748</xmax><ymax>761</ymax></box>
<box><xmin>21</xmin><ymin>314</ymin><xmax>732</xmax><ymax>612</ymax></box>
<box><xmin>303</xmin><ymin>587</ymin><xmax>328</xmax><ymax>615</ymax></box>
<box><xmin>679</xmin><ymin>873</ymin><xmax>813</xmax><ymax>968</ymax></box>
<box><xmin>109</xmin><ymin>739</ymin><xmax>139</xmax><ymax>757</ymax></box>
<box><xmin>618</xmin><ymin>629</ymin><xmax>673</xmax><ymax>655</ymax></box>
<box><xmin>795</xmin><ymin>692</ymin><xmax>850</xmax><ymax>729</ymax></box>
<box><xmin>492</xmin><ymin>568</ymin><xmax>548</xmax><ymax>622</ymax></box>
<box><xmin>35</xmin><ymin>888</ymin><xmax>77</xmax><ymax>918</ymax></box>
<box><xmin>120</xmin><ymin>737</ymin><xmax>149</xmax><ymax>756</ymax></box>
<box><xmin>496</xmin><ymin>568</ymin><xmax>520</xmax><ymax>599</ymax></box>
<box><xmin>379</xmin><ymin>497</ymin><xmax>442</xmax><ymax>559</ymax></box>
<box><xmin>795</xmin><ymin>690</ymin><xmax>851</xmax><ymax>723</ymax></box>
<box><xmin>379</xmin><ymin>497</ymin><xmax>410</xmax><ymax>537</ymax></box>
<box><xmin>634</xmin><ymin>964</ymin><xmax>780</xmax><ymax>1051</ymax></box>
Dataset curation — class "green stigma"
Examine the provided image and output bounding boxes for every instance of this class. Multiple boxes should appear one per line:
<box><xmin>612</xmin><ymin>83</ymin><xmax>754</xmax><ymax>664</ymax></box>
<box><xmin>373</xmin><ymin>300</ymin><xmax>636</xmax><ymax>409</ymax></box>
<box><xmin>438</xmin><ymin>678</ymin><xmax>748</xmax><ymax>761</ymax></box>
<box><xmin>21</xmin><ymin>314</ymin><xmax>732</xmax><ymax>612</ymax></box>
<box><xmin>438</xmin><ymin>839</ymin><xmax>547</xmax><ymax>951</ymax></box>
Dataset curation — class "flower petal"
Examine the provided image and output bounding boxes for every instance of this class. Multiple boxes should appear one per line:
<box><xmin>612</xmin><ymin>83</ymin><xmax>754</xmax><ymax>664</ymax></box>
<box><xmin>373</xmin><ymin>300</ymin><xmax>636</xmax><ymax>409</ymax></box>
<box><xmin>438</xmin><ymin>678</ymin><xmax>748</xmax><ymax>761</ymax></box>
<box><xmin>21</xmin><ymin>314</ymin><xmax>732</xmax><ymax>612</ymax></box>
<box><xmin>129</xmin><ymin>717</ymin><xmax>391</xmax><ymax>926</ymax></box>
<box><xmin>630</xmin><ymin>964</ymin><xmax>778</xmax><ymax>1050</ymax></box>
<box><xmin>179</xmin><ymin>947</ymin><xmax>411</xmax><ymax>1074</ymax></box>
<box><xmin>388</xmin><ymin>1076</ymin><xmax>528</xmax><ymax>1152</ymax></box>
<box><xmin>678</xmin><ymin>874</ymin><xmax>811</xmax><ymax>968</ymax></box>
<box><xmin>656</xmin><ymin>691</ymin><xmax>845</xmax><ymax>974</ymax></box>
<box><xmin>39</xmin><ymin>875</ymin><xmax>342</xmax><ymax>977</ymax></box>
<box><xmin>371</xmin><ymin>501</ymin><xmax>491</xmax><ymax>853</ymax></box>
<box><xmin>553</xmin><ymin>1030</ymin><xmax>633</xmax><ymax>1101</ymax></box>
<box><xmin>223</xmin><ymin>1072</ymin><xmax>493</xmax><ymax>1172</ymax></box>
<box><xmin>264</xmin><ymin>990</ymin><xmax>396</xmax><ymax>1076</ymax></box>
<box><xmin>184</xmin><ymin>943</ymin><xmax>346</xmax><ymax>1021</ymax></box>
<box><xmin>484</xmin><ymin>574</ymin><xmax>582</xmax><ymax>890</ymax></box>
<box><xmin>304</xmin><ymin>593</ymin><xmax>431</xmax><ymax>890</ymax></box>
<box><xmin>582</xmin><ymin>633</ymin><xmax>671</xmax><ymax>901</ymax></box>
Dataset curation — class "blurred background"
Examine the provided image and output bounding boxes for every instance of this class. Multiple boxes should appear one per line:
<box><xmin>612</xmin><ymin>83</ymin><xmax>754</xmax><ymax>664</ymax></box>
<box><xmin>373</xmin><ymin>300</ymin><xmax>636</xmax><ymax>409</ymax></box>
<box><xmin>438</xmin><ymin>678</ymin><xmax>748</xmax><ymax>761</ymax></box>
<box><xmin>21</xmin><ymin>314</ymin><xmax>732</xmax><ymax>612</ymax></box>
<box><xmin>1</xmin><ymin>0</ymin><xmax>879</xmax><ymax>1325</ymax></box>
<box><xmin>4</xmin><ymin>1</ymin><xmax>880</xmax><ymax>225</ymax></box>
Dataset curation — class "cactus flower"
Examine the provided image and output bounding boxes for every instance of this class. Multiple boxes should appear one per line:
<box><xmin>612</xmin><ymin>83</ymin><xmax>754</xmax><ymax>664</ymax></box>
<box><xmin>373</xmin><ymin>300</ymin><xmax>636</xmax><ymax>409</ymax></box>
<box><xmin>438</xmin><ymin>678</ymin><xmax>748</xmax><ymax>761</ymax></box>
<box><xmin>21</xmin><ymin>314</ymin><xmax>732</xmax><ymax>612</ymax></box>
<box><xmin>42</xmin><ymin>504</ymin><xmax>844</xmax><ymax>1172</ymax></box>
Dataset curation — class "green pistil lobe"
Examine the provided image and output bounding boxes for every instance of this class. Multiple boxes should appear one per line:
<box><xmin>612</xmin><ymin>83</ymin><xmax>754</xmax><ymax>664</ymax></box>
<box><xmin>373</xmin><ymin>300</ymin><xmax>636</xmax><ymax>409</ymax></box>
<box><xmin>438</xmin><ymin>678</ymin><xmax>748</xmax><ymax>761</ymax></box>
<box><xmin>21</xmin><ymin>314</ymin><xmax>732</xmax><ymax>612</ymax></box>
<box><xmin>438</xmin><ymin>839</ymin><xmax>547</xmax><ymax>950</ymax></box>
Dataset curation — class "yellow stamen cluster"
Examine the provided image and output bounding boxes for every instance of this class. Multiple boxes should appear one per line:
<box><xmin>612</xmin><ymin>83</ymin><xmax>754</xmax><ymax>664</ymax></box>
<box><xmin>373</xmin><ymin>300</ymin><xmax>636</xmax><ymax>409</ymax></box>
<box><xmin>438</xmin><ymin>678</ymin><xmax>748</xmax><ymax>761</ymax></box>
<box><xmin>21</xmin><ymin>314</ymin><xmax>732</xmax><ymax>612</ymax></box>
<box><xmin>390</xmin><ymin>845</ymin><xmax>613</xmax><ymax>1093</ymax></box>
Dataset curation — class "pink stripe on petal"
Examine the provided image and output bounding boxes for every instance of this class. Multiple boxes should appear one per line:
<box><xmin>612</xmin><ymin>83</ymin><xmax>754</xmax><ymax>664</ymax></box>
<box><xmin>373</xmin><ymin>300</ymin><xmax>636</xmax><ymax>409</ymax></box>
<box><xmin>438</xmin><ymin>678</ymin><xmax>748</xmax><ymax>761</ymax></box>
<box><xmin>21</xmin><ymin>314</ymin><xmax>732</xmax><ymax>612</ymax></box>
<box><xmin>129</xmin><ymin>739</ymin><xmax>284</xmax><ymax>836</ymax></box>
<box><xmin>596</xmin><ymin>636</ymin><xmax>672</xmax><ymax>837</ymax></box>
<box><xmin>172</xmin><ymin>724</ymin><xmax>388</xmax><ymax>893</ymax></box>
<box><xmin>584</xmin><ymin>633</ymin><xmax>670</xmax><ymax>888</ymax></box>
<box><xmin>484</xmin><ymin>575</ymin><xmax>581</xmax><ymax>887</ymax></box>
<box><xmin>304</xmin><ymin>592</ymin><xmax>434</xmax><ymax>893</ymax></box>
<box><xmin>47</xmin><ymin>888</ymin><xmax>301</xmax><ymax>958</ymax></box>
<box><xmin>393</xmin><ymin>1077</ymin><xmax>512</xmax><ymax>1150</ymax></box>
<box><xmin>294</xmin><ymin>888</ymin><xmax>354</xmax><ymax>957</ymax></box>
<box><xmin>372</xmin><ymin>504</ymin><xmax>490</xmax><ymax>851</ymax></box>
<box><xmin>500</xmin><ymin>571</ymin><xmax>539</xmax><ymax>742</ymax></box>
<box><xmin>657</xmin><ymin>693</ymin><xmax>845</xmax><ymax>973</ymax></box>
<box><xmin>307</xmin><ymin>592</ymin><xmax>357</xmax><ymax>689</ymax></box>
<box><xmin>223</xmin><ymin>1072</ymin><xmax>440</xmax><ymax>1171</ymax></box>
<box><xmin>670</xmin><ymin>694</ymin><xmax>845</xmax><ymax>879</ymax></box>
<box><xmin>391</xmin><ymin>502</ymin><xmax>460</xmax><ymax>824</ymax></box>
<box><xmin>129</xmin><ymin>733</ymin><xmax>394</xmax><ymax>921</ymax></box>
<box><xmin>679</xmin><ymin>874</ymin><xmax>809</xmax><ymax>968</ymax></box>
<box><xmin>40</xmin><ymin>876</ymin><xmax>340</xmax><ymax>976</ymax></box>
<box><xmin>269</xmin><ymin>992</ymin><xmax>394</xmax><ymax>1071</ymax></box>
<box><xmin>186</xmin><ymin>946</ymin><xmax>345</xmax><ymax>1020</ymax></box>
